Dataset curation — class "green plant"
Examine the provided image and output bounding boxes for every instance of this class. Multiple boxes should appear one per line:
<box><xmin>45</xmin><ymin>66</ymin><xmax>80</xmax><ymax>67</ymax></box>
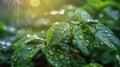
<box><xmin>0</xmin><ymin>0</ymin><xmax>120</xmax><ymax>67</ymax></box>
<box><xmin>8</xmin><ymin>8</ymin><xmax>120</xmax><ymax>67</ymax></box>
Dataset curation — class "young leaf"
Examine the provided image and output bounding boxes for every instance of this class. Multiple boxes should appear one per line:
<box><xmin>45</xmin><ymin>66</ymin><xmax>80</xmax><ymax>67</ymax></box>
<box><xmin>46</xmin><ymin>22</ymin><xmax>70</xmax><ymax>45</ymax></box>
<box><xmin>10</xmin><ymin>44</ymin><xmax>42</xmax><ymax>67</ymax></box>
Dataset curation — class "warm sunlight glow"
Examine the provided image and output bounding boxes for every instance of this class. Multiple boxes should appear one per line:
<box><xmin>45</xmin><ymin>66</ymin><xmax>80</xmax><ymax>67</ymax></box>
<box><xmin>29</xmin><ymin>0</ymin><xmax>40</xmax><ymax>7</ymax></box>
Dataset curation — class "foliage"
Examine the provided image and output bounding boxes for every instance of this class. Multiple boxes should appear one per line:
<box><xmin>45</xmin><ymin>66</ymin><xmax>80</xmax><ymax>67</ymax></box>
<box><xmin>0</xmin><ymin>0</ymin><xmax>120</xmax><ymax>67</ymax></box>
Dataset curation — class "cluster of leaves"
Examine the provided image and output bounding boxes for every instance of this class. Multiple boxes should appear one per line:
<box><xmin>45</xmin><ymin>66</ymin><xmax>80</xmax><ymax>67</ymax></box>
<box><xmin>0</xmin><ymin>0</ymin><xmax>120</xmax><ymax>67</ymax></box>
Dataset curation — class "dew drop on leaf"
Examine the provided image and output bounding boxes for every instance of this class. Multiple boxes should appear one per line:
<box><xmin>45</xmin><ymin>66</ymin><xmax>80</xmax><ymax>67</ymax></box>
<box><xmin>59</xmin><ymin>55</ymin><xmax>64</xmax><ymax>59</ymax></box>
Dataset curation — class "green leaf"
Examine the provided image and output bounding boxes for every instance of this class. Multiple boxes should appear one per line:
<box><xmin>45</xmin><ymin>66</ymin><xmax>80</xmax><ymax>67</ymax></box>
<box><xmin>71</xmin><ymin>56</ymin><xmax>86</xmax><ymax>67</ymax></box>
<box><xmin>100</xmin><ymin>51</ymin><xmax>115</xmax><ymax>64</ymax></box>
<box><xmin>0</xmin><ymin>22</ymin><xmax>6</xmax><ymax>31</ymax></box>
<box><xmin>75</xmin><ymin>9</ymin><xmax>91</xmax><ymax>22</ymax></box>
<box><xmin>72</xmin><ymin>26</ymin><xmax>89</xmax><ymax>55</ymax></box>
<box><xmin>104</xmin><ymin>7</ymin><xmax>119</xmax><ymax>21</ymax></box>
<box><xmin>83</xmin><ymin>63</ymin><xmax>103</xmax><ymax>67</ymax></box>
<box><xmin>87</xmin><ymin>0</ymin><xmax>113</xmax><ymax>8</ymax></box>
<box><xmin>10</xmin><ymin>44</ymin><xmax>42</xmax><ymax>67</ymax></box>
<box><xmin>43</xmin><ymin>45</ymin><xmax>71</xmax><ymax>67</ymax></box>
<box><xmin>13</xmin><ymin>34</ymin><xmax>44</xmax><ymax>50</ymax></box>
<box><xmin>90</xmin><ymin>23</ymin><xmax>120</xmax><ymax>50</ymax></box>
<box><xmin>46</xmin><ymin>22</ymin><xmax>70</xmax><ymax>45</ymax></box>
<box><xmin>73</xmin><ymin>40</ymin><xmax>89</xmax><ymax>55</ymax></box>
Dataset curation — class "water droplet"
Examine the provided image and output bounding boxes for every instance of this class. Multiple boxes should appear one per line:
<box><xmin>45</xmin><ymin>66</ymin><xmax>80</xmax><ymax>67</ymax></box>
<box><xmin>58</xmin><ymin>10</ymin><xmax>64</xmax><ymax>15</ymax></box>
<box><xmin>2</xmin><ymin>46</ymin><xmax>6</xmax><ymax>49</ymax></box>
<box><xmin>84</xmin><ymin>40</ymin><xmax>89</xmax><ymax>46</ymax></box>
<box><xmin>55</xmin><ymin>64</ymin><xmax>59</xmax><ymax>67</ymax></box>
<box><xmin>65</xmin><ymin>40</ymin><xmax>68</xmax><ymax>43</ymax></box>
<box><xmin>27</xmin><ymin>34</ymin><xmax>31</xmax><ymax>38</ymax></box>
<box><xmin>11</xmin><ymin>65</ymin><xmax>14</xmax><ymax>67</ymax></box>
<box><xmin>50</xmin><ymin>10</ymin><xmax>58</xmax><ymax>15</ymax></box>
<box><xmin>70</xmin><ymin>21</ymin><xmax>80</xmax><ymax>24</ymax></box>
<box><xmin>105</xmin><ymin>31</ymin><xmax>108</xmax><ymax>33</ymax></box>
<box><xmin>108</xmin><ymin>34</ymin><xmax>111</xmax><ymax>36</ymax></box>
<box><xmin>27</xmin><ymin>47</ymin><xmax>31</xmax><ymax>50</ymax></box>
<box><xmin>51</xmin><ymin>29</ymin><xmax>55</xmax><ymax>32</ymax></box>
<box><xmin>0</xmin><ymin>40</ymin><xmax>5</xmax><ymax>45</ymax></box>
<box><xmin>41</xmin><ymin>45</ymin><xmax>45</xmax><ymax>49</ymax></box>
<box><xmin>67</xmin><ymin>61</ymin><xmax>70</xmax><ymax>64</ymax></box>
<box><xmin>14</xmin><ymin>59</ymin><xmax>17</xmax><ymax>62</ymax></box>
<box><xmin>8</xmin><ymin>27</ymin><xmax>16</xmax><ymax>32</ymax></box>
<box><xmin>55</xmin><ymin>57</ymin><xmax>59</xmax><ymax>60</ymax></box>
<box><xmin>67</xmin><ymin>5</ymin><xmax>75</xmax><ymax>9</ymax></box>
<box><xmin>99</xmin><ymin>13</ymin><xmax>104</xmax><ymax>17</ymax></box>
<box><xmin>79</xmin><ymin>35</ymin><xmax>84</xmax><ymax>39</ymax></box>
<box><xmin>94</xmin><ymin>20</ymin><xmax>99</xmax><ymax>22</ymax></box>
<box><xmin>57</xmin><ymin>49</ymin><xmax>60</xmax><ymax>52</ymax></box>
<box><xmin>49</xmin><ymin>50</ymin><xmax>54</xmax><ymax>55</ymax></box>
<box><xmin>100</xmin><ymin>42</ymin><xmax>104</xmax><ymax>45</ymax></box>
<box><xmin>59</xmin><ymin>55</ymin><xmax>64</xmax><ymax>59</ymax></box>
<box><xmin>6</xmin><ymin>42</ymin><xmax>11</xmax><ymax>46</ymax></box>
<box><xmin>33</xmin><ymin>34</ymin><xmax>39</xmax><ymax>39</ymax></box>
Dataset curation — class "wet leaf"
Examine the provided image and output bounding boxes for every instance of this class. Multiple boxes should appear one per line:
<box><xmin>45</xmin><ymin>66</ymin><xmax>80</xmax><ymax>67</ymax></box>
<box><xmin>46</xmin><ymin>22</ymin><xmax>70</xmax><ymax>45</ymax></box>
<box><xmin>90</xmin><ymin>23</ymin><xmax>120</xmax><ymax>50</ymax></box>
<box><xmin>43</xmin><ymin>45</ymin><xmax>71</xmax><ymax>67</ymax></box>
<box><xmin>75</xmin><ymin>9</ymin><xmax>91</xmax><ymax>22</ymax></box>
<box><xmin>72</xmin><ymin>26</ymin><xmax>89</xmax><ymax>55</ymax></box>
<box><xmin>104</xmin><ymin>7</ymin><xmax>119</xmax><ymax>21</ymax></box>
<box><xmin>10</xmin><ymin>44</ymin><xmax>42</xmax><ymax>67</ymax></box>
<box><xmin>13</xmin><ymin>34</ymin><xmax>44</xmax><ymax>50</ymax></box>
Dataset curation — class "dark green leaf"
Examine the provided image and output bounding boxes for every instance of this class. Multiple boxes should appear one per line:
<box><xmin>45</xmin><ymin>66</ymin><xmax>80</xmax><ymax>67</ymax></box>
<box><xmin>10</xmin><ymin>44</ymin><xmax>42</xmax><ymax>67</ymax></box>
<box><xmin>43</xmin><ymin>45</ymin><xmax>71</xmax><ymax>67</ymax></box>
<box><xmin>100</xmin><ymin>51</ymin><xmax>115</xmax><ymax>64</ymax></box>
<box><xmin>104</xmin><ymin>7</ymin><xmax>119</xmax><ymax>21</ymax></box>
<box><xmin>72</xmin><ymin>26</ymin><xmax>89</xmax><ymax>55</ymax></box>
<box><xmin>90</xmin><ymin>23</ymin><xmax>120</xmax><ymax>50</ymax></box>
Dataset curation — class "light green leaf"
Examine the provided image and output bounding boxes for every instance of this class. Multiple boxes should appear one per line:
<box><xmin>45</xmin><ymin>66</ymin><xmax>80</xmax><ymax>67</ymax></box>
<box><xmin>100</xmin><ymin>51</ymin><xmax>115</xmax><ymax>64</ymax></box>
<box><xmin>46</xmin><ymin>22</ymin><xmax>70</xmax><ymax>45</ymax></box>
